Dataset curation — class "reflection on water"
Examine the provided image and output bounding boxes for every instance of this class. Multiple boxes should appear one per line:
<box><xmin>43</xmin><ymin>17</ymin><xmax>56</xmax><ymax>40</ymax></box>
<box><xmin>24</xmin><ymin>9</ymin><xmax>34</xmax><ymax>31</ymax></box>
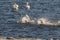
<box><xmin>0</xmin><ymin>0</ymin><xmax>60</xmax><ymax>39</ymax></box>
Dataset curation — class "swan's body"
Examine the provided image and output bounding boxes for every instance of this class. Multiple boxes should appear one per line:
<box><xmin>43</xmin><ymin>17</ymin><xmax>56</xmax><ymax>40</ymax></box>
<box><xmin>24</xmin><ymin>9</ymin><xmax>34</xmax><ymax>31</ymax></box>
<box><xmin>12</xmin><ymin>3</ymin><xmax>19</xmax><ymax>11</ymax></box>
<box><xmin>37</xmin><ymin>20</ymin><xmax>41</xmax><ymax>24</ymax></box>
<box><xmin>39</xmin><ymin>18</ymin><xmax>48</xmax><ymax>24</ymax></box>
<box><xmin>21</xmin><ymin>14</ymin><xmax>30</xmax><ymax>23</ymax></box>
<box><xmin>26</xmin><ymin>2</ymin><xmax>30</xmax><ymax>10</ymax></box>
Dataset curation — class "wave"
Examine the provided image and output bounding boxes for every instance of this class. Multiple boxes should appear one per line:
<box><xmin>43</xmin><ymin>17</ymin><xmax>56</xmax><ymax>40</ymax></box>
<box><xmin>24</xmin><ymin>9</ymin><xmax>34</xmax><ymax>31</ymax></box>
<box><xmin>17</xmin><ymin>14</ymin><xmax>60</xmax><ymax>26</ymax></box>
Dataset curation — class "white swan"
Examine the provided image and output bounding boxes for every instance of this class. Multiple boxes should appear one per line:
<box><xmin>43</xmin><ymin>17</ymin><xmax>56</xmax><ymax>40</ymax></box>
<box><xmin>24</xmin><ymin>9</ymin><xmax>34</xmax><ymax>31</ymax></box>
<box><xmin>12</xmin><ymin>3</ymin><xmax>19</xmax><ymax>11</ymax></box>
<box><xmin>26</xmin><ymin>2</ymin><xmax>30</xmax><ymax>10</ymax></box>
<box><xmin>21</xmin><ymin>14</ymin><xmax>30</xmax><ymax>23</ymax></box>
<box><xmin>38</xmin><ymin>18</ymin><xmax>48</xmax><ymax>24</ymax></box>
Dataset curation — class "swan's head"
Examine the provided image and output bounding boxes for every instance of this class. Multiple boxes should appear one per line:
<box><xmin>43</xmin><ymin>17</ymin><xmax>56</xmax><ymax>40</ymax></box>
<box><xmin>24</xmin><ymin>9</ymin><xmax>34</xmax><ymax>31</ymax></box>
<box><xmin>26</xmin><ymin>14</ymin><xmax>29</xmax><ymax>18</ymax></box>
<box><xmin>27</xmin><ymin>2</ymin><xmax>29</xmax><ymax>5</ymax></box>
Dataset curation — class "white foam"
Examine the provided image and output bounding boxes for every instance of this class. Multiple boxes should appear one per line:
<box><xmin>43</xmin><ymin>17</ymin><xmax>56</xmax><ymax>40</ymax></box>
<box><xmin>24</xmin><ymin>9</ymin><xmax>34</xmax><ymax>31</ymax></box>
<box><xmin>17</xmin><ymin>14</ymin><xmax>60</xmax><ymax>26</ymax></box>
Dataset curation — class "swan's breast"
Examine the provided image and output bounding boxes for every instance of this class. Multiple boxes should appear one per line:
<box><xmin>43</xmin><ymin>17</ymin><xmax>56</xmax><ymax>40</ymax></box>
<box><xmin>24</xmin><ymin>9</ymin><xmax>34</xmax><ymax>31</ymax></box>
<box><xmin>26</xmin><ymin>2</ymin><xmax>30</xmax><ymax>10</ymax></box>
<box><xmin>21</xmin><ymin>15</ymin><xmax>30</xmax><ymax>23</ymax></box>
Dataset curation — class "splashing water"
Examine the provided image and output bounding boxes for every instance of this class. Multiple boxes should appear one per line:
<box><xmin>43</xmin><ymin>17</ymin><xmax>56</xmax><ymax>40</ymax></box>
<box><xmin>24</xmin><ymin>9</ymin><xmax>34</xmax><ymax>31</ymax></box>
<box><xmin>17</xmin><ymin>14</ymin><xmax>60</xmax><ymax>26</ymax></box>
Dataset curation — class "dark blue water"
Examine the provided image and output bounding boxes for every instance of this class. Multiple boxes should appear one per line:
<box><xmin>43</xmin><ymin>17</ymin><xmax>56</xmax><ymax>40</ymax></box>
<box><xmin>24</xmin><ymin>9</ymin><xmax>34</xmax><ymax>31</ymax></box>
<box><xmin>0</xmin><ymin>0</ymin><xmax>60</xmax><ymax>39</ymax></box>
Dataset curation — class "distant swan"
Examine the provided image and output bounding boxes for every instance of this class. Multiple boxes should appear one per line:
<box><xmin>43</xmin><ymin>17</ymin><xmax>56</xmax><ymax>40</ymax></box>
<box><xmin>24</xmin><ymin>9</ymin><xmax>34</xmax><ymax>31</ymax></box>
<box><xmin>12</xmin><ymin>3</ymin><xmax>19</xmax><ymax>11</ymax></box>
<box><xmin>26</xmin><ymin>2</ymin><xmax>30</xmax><ymax>10</ymax></box>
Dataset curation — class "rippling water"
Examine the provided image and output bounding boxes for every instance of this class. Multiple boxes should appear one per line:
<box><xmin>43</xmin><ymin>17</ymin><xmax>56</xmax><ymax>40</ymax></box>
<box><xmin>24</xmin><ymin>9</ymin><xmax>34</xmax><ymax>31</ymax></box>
<box><xmin>0</xmin><ymin>0</ymin><xmax>60</xmax><ymax>38</ymax></box>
